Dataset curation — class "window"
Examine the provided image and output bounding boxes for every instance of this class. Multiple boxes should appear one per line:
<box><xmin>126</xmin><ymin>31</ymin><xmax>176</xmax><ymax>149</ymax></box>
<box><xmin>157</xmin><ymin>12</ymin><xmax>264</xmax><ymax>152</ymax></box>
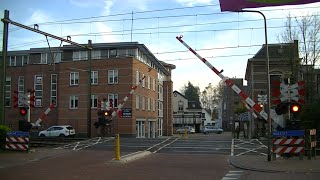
<box><xmin>51</xmin><ymin>74</ymin><xmax>57</xmax><ymax>104</ymax></box>
<box><xmin>136</xmin><ymin>121</ymin><xmax>145</xmax><ymax>138</ymax></box>
<box><xmin>147</xmin><ymin>76</ymin><xmax>150</xmax><ymax>89</ymax></box>
<box><xmin>9</xmin><ymin>56</ymin><xmax>16</xmax><ymax>66</ymax></box>
<box><xmin>152</xmin><ymin>78</ymin><xmax>156</xmax><ymax>91</ymax></box>
<box><xmin>109</xmin><ymin>49</ymin><xmax>117</xmax><ymax>58</ymax></box>
<box><xmin>142</xmin><ymin>74</ymin><xmax>145</xmax><ymax>87</ymax></box>
<box><xmin>34</xmin><ymin>75</ymin><xmax>43</xmax><ymax>107</ymax></box>
<box><xmin>70</xmin><ymin>72</ymin><xmax>79</xmax><ymax>85</ymax></box>
<box><xmin>108</xmin><ymin>94</ymin><xmax>118</xmax><ymax>108</ymax></box>
<box><xmin>40</xmin><ymin>53</ymin><xmax>47</xmax><ymax>64</ymax></box>
<box><xmin>5</xmin><ymin>77</ymin><xmax>11</xmax><ymax>107</ymax></box>
<box><xmin>91</xmin><ymin>71</ymin><xmax>98</xmax><ymax>85</ymax></box>
<box><xmin>108</xmin><ymin>69</ymin><xmax>118</xmax><ymax>84</ymax></box>
<box><xmin>70</xmin><ymin>96</ymin><xmax>79</xmax><ymax>109</ymax></box>
<box><xmin>22</xmin><ymin>55</ymin><xmax>29</xmax><ymax>66</ymax></box>
<box><xmin>91</xmin><ymin>95</ymin><xmax>98</xmax><ymax>108</ymax></box>
<box><xmin>18</xmin><ymin>76</ymin><xmax>24</xmax><ymax>107</ymax></box>
<box><xmin>142</xmin><ymin>96</ymin><xmax>145</xmax><ymax>110</ymax></box>
<box><xmin>136</xmin><ymin>95</ymin><xmax>140</xmax><ymax>109</ymax></box>
<box><xmin>73</xmin><ymin>51</ymin><xmax>88</xmax><ymax>60</ymax></box>
<box><xmin>158</xmin><ymin>101</ymin><xmax>163</xmax><ymax>117</ymax></box>
<box><xmin>136</xmin><ymin>71</ymin><xmax>139</xmax><ymax>85</ymax></box>
<box><xmin>152</xmin><ymin>99</ymin><xmax>156</xmax><ymax>111</ymax></box>
<box><xmin>147</xmin><ymin>98</ymin><xmax>150</xmax><ymax>111</ymax></box>
<box><xmin>92</xmin><ymin>50</ymin><xmax>101</xmax><ymax>59</ymax></box>
<box><xmin>52</xmin><ymin>52</ymin><xmax>61</xmax><ymax>63</ymax></box>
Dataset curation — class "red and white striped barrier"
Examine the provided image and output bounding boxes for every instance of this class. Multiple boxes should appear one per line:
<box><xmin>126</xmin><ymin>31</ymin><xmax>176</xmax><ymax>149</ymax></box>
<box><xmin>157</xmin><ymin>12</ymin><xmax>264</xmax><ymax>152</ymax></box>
<box><xmin>175</xmin><ymin>36</ymin><xmax>278</xmax><ymax>126</ymax></box>
<box><xmin>5</xmin><ymin>143</ymin><xmax>29</xmax><ymax>151</ymax></box>
<box><xmin>5</xmin><ymin>133</ymin><xmax>30</xmax><ymax>151</ymax></box>
<box><xmin>272</xmin><ymin>146</ymin><xmax>304</xmax><ymax>155</ymax></box>
<box><xmin>6</xmin><ymin>136</ymin><xmax>29</xmax><ymax>143</ymax></box>
<box><xmin>273</xmin><ymin>138</ymin><xmax>304</xmax><ymax>146</ymax></box>
<box><xmin>33</xmin><ymin>102</ymin><xmax>56</xmax><ymax>127</ymax></box>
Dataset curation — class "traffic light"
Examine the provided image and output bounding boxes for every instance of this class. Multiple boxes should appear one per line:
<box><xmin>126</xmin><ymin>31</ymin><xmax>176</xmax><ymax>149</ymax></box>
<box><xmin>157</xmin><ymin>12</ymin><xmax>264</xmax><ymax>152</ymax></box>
<box><xmin>94</xmin><ymin>110</ymin><xmax>113</xmax><ymax>129</ymax></box>
<box><xmin>290</xmin><ymin>103</ymin><xmax>301</xmax><ymax>113</ymax></box>
<box><xmin>275</xmin><ymin>103</ymin><xmax>289</xmax><ymax>115</ymax></box>
<box><xmin>19</xmin><ymin>107</ymin><xmax>28</xmax><ymax>116</ymax></box>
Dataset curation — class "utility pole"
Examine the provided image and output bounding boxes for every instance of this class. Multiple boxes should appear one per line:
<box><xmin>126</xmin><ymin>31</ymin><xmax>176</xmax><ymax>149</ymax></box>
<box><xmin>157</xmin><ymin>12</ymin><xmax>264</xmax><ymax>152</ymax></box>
<box><xmin>0</xmin><ymin>10</ymin><xmax>9</xmax><ymax>125</ymax></box>
<box><xmin>87</xmin><ymin>40</ymin><xmax>92</xmax><ymax>138</ymax></box>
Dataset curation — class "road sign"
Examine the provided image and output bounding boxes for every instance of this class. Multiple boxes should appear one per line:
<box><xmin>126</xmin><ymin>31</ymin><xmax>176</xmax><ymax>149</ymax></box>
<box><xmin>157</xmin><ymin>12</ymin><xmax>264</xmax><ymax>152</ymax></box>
<box><xmin>272</xmin><ymin>130</ymin><xmax>305</xmax><ymax>137</ymax></box>
<box><xmin>257</xmin><ymin>94</ymin><xmax>267</xmax><ymax>104</ymax></box>
<box><xmin>7</xmin><ymin>131</ymin><xmax>29</xmax><ymax>137</ymax></box>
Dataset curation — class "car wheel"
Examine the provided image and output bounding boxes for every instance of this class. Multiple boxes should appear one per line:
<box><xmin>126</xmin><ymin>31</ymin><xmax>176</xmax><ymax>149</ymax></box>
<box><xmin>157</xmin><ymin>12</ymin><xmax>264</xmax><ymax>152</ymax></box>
<box><xmin>59</xmin><ymin>134</ymin><xmax>66</xmax><ymax>137</ymax></box>
<box><xmin>40</xmin><ymin>134</ymin><xmax>45</xmax><ymax>137</ymax></box>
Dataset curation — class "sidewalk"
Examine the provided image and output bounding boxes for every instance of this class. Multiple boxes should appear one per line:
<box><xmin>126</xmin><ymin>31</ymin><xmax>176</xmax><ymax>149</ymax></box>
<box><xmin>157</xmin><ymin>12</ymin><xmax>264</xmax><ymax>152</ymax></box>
<box><xmin>0</xmin><ymin>148</ymin><xmax>72</xmax><ymax>169</ymax></box>
<box><xmin>230</xmin><ymin>155</ymin><xmax>320</xmax><ymax>173</ymax></box>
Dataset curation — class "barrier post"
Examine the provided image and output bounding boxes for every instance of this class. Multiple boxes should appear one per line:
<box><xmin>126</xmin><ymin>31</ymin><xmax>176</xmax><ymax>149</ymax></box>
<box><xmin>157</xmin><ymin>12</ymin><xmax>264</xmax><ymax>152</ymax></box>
<box><xmin>308</xmin><ymin>129</ymin><xmax>317</xmax><ymax>160</ymax></box>
<box><xmin>115</xmin><ymin>134</ymin><xmax>120</xmax><ymax>160</ymax></box>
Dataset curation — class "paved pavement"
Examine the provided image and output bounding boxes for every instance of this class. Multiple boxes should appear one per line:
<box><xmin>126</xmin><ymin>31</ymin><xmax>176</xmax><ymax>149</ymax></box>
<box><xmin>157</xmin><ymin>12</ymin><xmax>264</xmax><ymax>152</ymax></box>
<box><xmin>230</xmin><ymin>153</ymin><xmax>320</xmax><ymax>174</ymax></box>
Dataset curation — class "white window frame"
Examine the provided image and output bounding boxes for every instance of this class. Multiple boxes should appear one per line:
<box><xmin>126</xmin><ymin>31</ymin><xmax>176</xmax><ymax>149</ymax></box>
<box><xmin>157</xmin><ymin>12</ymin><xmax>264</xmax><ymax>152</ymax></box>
<box><xmin>108</xmin><ymin>94</ymin><xmax>119</xmax><ymax>108</ymax></box>
<box><xmin>73</xmin><ymin>51</ymin><xmax>88</xmax><ymax>61</ymax></box>
<box><xmin>142</xmin><ymin>73</ymin><xmax>145</xmax><ymax>88</ymax></box>
<box><xmin>5</xmin><ymin>77</ymin><xmax>11</xmax><ymax>107</ymax></box>
<box><xmin>142</xmin><ymin>96</ymin><xmax>145</xmax><ymax>110</ymax></box>
<box><xmin>69</xmin><ymin>95</ymin><xmax>79</xmax><ymax>109</ymax></box>
<box><xmin>147</xmin><ymin>97</ymin><xmax>150</xmax><ymax>111</ymax></box>
<box><xmin>51</xmin><ymin>74</ymin><xmax>57</xmax><ymax>105</ymax></box>
<box><xmin>70</xmin><ymin>72</ymin><xmax>79</xmax><ymax>85</ymax></box>
<box><xmin>136</xmin><ymin>95</ymin><xmax>140</xmax><ymax>109</ymax></box>
<box><xmin>40</xmin><ymin>53</ymin><xmax>47</xmax><ymax>64</ymax></box>
<box><xmin>9</xmin><ymin>56</ymin><xmax>16</xmax><ymax>66</ymax></box>
<box><xmin>91</xmin><ymin>95</ymin><xmax>98</xmax><ymax>108</ymax></box>
<box><xmin>147</xmin><ymin>76</ymin><xmax>150</xmax><ymax>89</ymax></box>
<box><xmin>152</xmin><ymin>78</ymin><xmax>156</xmax><ymax>91</ymax></box>
<box><xmin>152</xmin><ymin>99</ymin><xmax>156</xmax><ymax>112</ymax></box>
<box><xmin>108</xmin><ymin>69</ymin><xmax>118</xmax><ymax>84</ymax></box>
<box><xmin>34</xmin><ymin>75</ymin><xmax>43</xmax><ymax>107</ymax></box>
<box><xmin>91</xmin><ymin>71</ymin><xmax>98</xmax><ymax>85</ymax></box>
<box><xmin>136</xmin><ymin>71</ymin><xmax>139</xmax><ymax>85</ymax></box>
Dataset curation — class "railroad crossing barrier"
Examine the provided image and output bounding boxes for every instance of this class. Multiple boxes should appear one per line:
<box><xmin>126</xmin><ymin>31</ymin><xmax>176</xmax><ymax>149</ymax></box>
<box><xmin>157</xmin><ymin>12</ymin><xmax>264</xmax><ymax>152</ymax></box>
<box><xmin>272</xmin><ymin>130</ymin><xmax>305</xmax><ymax>160</ymax></box>
<box><xmin>307</xmin><ymin>129</ymin><xmax>317</xmax><ymax>160</ymax></box>
<box><xmin>5</xmin><ymin>131</ymin><xmax>30</xmax><ymax>152</ymax></box>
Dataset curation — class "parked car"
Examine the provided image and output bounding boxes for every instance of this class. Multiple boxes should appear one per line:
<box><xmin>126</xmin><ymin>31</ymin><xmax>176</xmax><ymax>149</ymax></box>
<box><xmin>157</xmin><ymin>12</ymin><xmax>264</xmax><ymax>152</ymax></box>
<box><xmin>38</xmin><ymin>125</ymin><xmax>76</xmax><ymax>137</ymax></box>
<box><xmin>202</xmin><ymin>126</ymin><xmax>223</xmax><ymax>134</ymax></box>
<box><xmin>176</xmin><ymin>126</ymin><xmax>195</xmax><ymax>134</ymax></box>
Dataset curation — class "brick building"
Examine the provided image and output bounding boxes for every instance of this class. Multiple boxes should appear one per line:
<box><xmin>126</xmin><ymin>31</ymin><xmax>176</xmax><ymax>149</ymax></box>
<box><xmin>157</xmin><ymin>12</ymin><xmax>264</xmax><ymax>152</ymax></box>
<box><xmin>3</xmin><ymin>42</ymin><xmax>175</xmax><ymax>138</ymax></box>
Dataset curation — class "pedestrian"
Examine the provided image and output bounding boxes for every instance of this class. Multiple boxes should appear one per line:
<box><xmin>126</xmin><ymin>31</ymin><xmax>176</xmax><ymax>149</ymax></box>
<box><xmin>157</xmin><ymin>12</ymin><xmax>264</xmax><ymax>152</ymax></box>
<box><xmin>235</xmin><ymin>126</ymin><xmax>240</xmax><ymax>139</ymax></box>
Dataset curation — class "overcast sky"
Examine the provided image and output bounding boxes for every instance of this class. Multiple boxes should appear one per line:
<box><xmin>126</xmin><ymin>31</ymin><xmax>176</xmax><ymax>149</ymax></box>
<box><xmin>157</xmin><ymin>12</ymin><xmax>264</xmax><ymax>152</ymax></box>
<box><xmin>1</xmin><ymin>0</ymin><xmax>319</xmax><ymax>92</ymax></box>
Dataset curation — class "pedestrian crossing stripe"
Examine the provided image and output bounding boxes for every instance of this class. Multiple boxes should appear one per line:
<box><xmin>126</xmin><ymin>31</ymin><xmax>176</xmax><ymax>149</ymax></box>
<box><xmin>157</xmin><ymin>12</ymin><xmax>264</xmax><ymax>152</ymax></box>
<box><xmin>221</xmin><ymin>170</ymin><xmax>243</xmax><ymax>180</ymax></box>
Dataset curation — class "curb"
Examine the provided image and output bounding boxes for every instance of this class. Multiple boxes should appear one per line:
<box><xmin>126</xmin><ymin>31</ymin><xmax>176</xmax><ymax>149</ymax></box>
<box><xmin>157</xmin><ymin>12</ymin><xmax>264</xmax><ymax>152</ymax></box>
<box><xmin>109</xmin><ymin>151</ymin><xmax>152</xmax><ymax>164</ymax></box>
<box><xmin>229</xmin><ymin>156</ymin><xmax>285</xmax><ymax>173</ymax></box>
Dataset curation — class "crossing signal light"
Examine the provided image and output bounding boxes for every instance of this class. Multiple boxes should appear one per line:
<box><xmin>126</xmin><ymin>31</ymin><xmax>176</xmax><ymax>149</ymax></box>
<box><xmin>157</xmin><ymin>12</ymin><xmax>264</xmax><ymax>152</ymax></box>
<box><xmin>290</xmin><ymin>103</ymin><xmax>301</xmax><ymax>113</ymax></box>
<box><xmin>19</xmin><ymin>107</ymin><xmax>28</xmax><ymax>116</ymax></box>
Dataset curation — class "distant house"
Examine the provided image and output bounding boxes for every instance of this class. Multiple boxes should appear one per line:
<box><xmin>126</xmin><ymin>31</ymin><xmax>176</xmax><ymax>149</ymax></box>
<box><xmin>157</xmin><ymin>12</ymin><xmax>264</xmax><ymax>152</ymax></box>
<box><xmin>172</xmin><ymin>91</ymin><xmax>213</xmax><ymax>133</ymax></box>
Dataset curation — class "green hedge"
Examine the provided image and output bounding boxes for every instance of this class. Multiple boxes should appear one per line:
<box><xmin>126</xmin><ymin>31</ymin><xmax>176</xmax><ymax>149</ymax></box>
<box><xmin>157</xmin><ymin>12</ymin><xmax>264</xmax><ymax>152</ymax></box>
<box><xmin>0</xmin><ymin>125</ymin><xmax>11</xmax><ymax>149</ymax></box>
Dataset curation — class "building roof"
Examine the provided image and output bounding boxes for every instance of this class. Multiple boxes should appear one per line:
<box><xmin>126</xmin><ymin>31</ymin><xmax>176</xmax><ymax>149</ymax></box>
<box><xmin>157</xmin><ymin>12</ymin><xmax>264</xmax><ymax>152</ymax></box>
<box><xmin>173</xmin><ymin>90</ymin><xmax>187</xmax><ymax>99</ymax></box>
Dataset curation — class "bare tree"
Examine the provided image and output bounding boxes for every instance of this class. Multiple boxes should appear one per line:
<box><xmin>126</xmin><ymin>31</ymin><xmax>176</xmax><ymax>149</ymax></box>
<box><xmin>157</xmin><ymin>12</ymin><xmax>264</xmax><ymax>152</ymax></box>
<box><xmin>278</xmin><ymin>13</ymin><xmax>320</xmax><ymax>66</ymax></box>
<box><xmin>200</xmin><ymin>80</ymin><xmax>224</xmax><ymax>110</ymax></box>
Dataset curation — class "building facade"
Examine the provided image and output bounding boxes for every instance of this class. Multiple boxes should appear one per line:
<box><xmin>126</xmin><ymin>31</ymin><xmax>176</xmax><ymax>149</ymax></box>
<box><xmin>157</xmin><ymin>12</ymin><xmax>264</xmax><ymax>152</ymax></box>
<box><xmin>3</xmin><ymin>42</ymin><xmax>175</xmax><ymax>138</ymax></box>
<box><xmin>172</xmin><ymin>91</ymin><xmax>212</xmax><ymax>133</ymax></box>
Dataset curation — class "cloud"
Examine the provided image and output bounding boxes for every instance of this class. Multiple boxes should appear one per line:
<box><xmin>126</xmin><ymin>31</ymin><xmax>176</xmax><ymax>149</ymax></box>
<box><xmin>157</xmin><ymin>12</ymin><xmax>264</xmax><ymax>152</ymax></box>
<box><xmin>69</xmin><ymin>0</ymin><xmax>106</xmax><ymax>7</ymax></box>
<box><xmin>175</xmin><ymin>0</ymin><xmax>218</xmax><ymax>7</ymax></box>
<box><xmin>102</xmin><ymin>0</ymin><xmax>114</xmax><ymax>16</ymax></box>
<box><xmin>25</xmin><ymin>10</ymin><xmax>51</xmax><ymax>25</ymax></box>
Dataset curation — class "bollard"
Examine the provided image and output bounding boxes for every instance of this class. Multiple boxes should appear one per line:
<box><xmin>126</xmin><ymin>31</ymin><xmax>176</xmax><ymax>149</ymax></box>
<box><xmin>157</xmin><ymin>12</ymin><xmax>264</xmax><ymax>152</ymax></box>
<box><xmin>115</xmin><ymin>134</ymin><xmax>120</xmax><ymax>160</ymax></box>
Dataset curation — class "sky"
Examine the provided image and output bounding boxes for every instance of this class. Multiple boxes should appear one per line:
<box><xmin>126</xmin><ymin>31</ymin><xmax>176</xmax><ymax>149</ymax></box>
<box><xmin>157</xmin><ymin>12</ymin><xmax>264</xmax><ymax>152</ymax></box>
<box><xmin>1</xmin><ymin>0</ymin><xmax>320</xmax><ymax>92</ymax></box>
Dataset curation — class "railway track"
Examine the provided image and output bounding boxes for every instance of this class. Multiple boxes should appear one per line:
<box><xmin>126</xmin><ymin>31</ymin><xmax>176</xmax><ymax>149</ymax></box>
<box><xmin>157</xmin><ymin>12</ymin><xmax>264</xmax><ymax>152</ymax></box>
<box><xmin>29</xmin><ymin>137</ymin><xmax>88</xmax><ymax>147</ymax></box>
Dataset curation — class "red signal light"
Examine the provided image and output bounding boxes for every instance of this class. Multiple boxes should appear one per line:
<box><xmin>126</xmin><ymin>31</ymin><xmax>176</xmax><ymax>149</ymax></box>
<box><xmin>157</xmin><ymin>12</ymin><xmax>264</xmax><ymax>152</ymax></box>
<box><xmin>19</xmin><ymin>107</ymin><xmax>28</xmax><ymax>116</ymax></box>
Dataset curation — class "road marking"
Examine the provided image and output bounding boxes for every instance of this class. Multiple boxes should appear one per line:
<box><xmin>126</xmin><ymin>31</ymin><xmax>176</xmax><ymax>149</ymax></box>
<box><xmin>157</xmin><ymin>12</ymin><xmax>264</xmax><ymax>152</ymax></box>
<box><xmin>153</xmin><ymin>138</ymin><xmax>179</xmax><ymax>153</ymax></box>
<box><xmin>231</xmin><ymin>138</ymin><xmax>234</xmax><ymax>156</ymax></box>
<box><xmin>145</xmin><ymin>137</ymin><xmax>172</xmax><ymax>151</ymax></box>
<box><xmin>221</xmin><ymin>170</ymin><xmax>243</xmax><ymax>180</ymax></box>
<box><xmin>233</xmin><ymin>138</ymin><xmax>267</xmax><ymax>156</ymax></box>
